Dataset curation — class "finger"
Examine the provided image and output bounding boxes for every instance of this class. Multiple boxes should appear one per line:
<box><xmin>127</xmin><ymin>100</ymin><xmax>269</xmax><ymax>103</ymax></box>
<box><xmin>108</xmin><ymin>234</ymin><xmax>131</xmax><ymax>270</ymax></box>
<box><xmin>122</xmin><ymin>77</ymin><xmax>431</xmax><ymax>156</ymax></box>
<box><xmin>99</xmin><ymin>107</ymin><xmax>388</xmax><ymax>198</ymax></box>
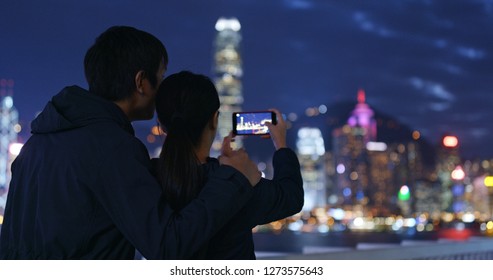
<box><xmin>227</xmin><ymin>130</ymin><xmax>238</xmax><ymax>142</ymax></box>
<box><xmin>267</xmin><ymin>108</ymin><xmax>283</xmax><ymax>124</ymax></box>
<box><xmin>221</xmin><ymin>134</ymin><xmax>233</xmax><ymax>156</ymax></box>
<box><xmin>222</xmin><ymin>134</ymin><xmax>231</xmax><ymax>147</ymax></box>
<box><xmin>264</xmin><ymin>121</ymin><xmax>276</xmax><ymax>136</ymax></box>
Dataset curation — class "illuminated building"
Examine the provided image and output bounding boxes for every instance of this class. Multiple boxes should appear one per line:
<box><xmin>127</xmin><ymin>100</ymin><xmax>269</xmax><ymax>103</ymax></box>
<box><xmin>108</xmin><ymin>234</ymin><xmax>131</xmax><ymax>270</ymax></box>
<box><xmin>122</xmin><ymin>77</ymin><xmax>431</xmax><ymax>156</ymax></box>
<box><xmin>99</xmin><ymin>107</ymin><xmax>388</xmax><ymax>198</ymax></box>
<box><xmin>457</xmin><ymin>159</ymin><xmax>491</xmax><ymax>219</ymax></box>
<box><xmin>0</xmin><ymin>79</ymin><xmax>20</xmax><ymax>215</ymax></box>
<box><xmin>435</xmin><ymin>135</ymin><xmax>462</xmax><ymax>212</ymax></box>
<box><xmin>414</xmin><ymin>180</ymin><xmax>442</xmax><ymax>220</ymax></box>
<box><xmin>210</xmin><ymin>17</ymin><xmax>243</xmax><ymax>156</ymax></box>
<box><xmin>347</xmin><ymin>88</ymin><xmax>376</xmax><ymax>144</ymax></box>
<box><xmin>331</xmin><ymin>90</ymin><xmax>377</xmax><ymax>214</ymax></box>
<box><xmin>332</xmin><ymin>124</ymin><xmax>370</xmax><ymax>214</ymax></box>
<box><xmin>296</xmin><ymin>127</ymin><xmax>326</xmax><ymax>211</ymax></box>
<box><xmin>330</xmin><ymin>90</ymin><xmax>430</xmax><ymax>217</ymax></box>
<box><xmin>324</xmin><ymin>151</ymin><xmax>337</xmax><ymax>207</ymax></box>
<box><xmin>387</xmin><ymin>143</ymin><xmax>413</xmax><ymax>216</ymax></box>
<box><xmin>465</xmin><ymin>159</ymin><xmax>493</xmax><ymax>220</ymax></box>
<box><xmin>366</xmin><ymin>142</ymin><xmax>393</xmax><ymax>216</ymax></box>
<box><xmin>471</xmin><ymin>175</ymin><xmax>490</xmax><ymax>220</ymax></box>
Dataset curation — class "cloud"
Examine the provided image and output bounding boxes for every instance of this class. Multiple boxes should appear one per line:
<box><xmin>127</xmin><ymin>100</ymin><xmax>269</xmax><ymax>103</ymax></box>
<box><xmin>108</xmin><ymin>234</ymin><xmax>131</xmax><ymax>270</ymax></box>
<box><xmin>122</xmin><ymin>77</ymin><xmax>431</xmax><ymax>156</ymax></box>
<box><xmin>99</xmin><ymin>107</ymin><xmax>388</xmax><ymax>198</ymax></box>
<box><xmin>470</xmin><ymin>128</ymin><xmax>489</xmax><ymax>138</ymax></box>
<box><xmin>408</xmin><ymin>77</ymin><xmax>456</xmax><ymax>112</ymax></box>
<box><xmin>409</xmin><ymin>77</ymin><xmax>455</xmax><ymax>101</ymax></box>
<box><xmin>425</xmin><ymin>12</ymin><xmax>455</xmax><ymax>29</ymax></box>
<box><xmin>433</xmin><ymin>62</ymin><xmax>464</xmax><ymax>75</ymax></box>
<box><xmin>282</xmin><ymin>0</ymin><xmax>314</xmax><ymax>10</ymax></box>
<box><xmin>429</xmin><ymin>102</ymin><xmax>449</xmax><ymax>112</ymax></box>
<box><xmin>455</xmin><ymin>46</ymin><xmax>486</xmax><ymax>60</ymax></box>
<box><xmin>433</xmin><ymin>39</ymin><xmax>448</xmax><ymax>49</ymax></box>
<box><xmin>289</xmin><ymin>40</ymin><xmax>308</xmax><ymax>51</ymax></box>
<box><xmin>451</xmin><ymin>112</ymin><xmax>491</xmax><ymax>123</ymax></box>
<box><xmin>477</xmin><ymin>0</ymin><xmax>493</xmax><ymax>14</ymax></box>
<box><xmin>352</xmin><ymin>11</ymin><xmax>396</xmax><ymax>38</ymax></box>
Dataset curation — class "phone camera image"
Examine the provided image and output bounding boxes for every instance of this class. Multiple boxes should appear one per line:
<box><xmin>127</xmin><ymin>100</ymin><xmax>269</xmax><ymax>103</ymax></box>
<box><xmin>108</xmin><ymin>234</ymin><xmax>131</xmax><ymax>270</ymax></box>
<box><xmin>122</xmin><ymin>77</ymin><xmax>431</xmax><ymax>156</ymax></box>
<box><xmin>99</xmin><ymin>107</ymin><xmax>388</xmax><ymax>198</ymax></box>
<box><xmin>233</xmin><ymin>111</ymin><xmax>276</xmax><ymax>135</ymax></box>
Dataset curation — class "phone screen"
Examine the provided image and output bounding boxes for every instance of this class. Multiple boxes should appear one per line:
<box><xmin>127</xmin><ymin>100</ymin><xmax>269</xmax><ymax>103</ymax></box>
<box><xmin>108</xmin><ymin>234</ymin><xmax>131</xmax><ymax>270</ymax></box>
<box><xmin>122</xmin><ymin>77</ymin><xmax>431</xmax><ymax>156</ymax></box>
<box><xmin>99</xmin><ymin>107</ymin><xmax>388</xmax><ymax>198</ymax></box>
<box><xmin>232</xmin><ymin>111</ymin><xmax>276</xmax><ymax>135</ymax></box>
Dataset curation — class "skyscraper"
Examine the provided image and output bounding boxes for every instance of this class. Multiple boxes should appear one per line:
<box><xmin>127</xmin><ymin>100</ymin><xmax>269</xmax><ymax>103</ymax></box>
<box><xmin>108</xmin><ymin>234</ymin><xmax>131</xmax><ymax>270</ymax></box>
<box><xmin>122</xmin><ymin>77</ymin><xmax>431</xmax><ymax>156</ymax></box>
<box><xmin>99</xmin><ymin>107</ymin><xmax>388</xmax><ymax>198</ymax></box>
<box><xmin>435</xmin><ymin>135</ymin><xmax>461</xmax><ymax>212</ymax></box>
<box><xmin>211</xmin><ymin>17</ymin><xmax>243</xmax><ymax>156</ymax></box>
<box><xmin>366</xmin><ymin>142</ymin><xmax>393</xmax><ymax>216</ymax></box>
<box><xmin>0</xmin><ymin>79</ymin><xmax>19</xmax><ymax>215</ymax></box>
<box><xmin>332</xmin><ymin>124</ymin><xmax>370</xmax><ymax>212</ymax></box>
<box><xmin>332</xmin><ymin>89</ymin><xmax>376</xmax><ymax>213</ymax></box>
<box><xmin>296</xmin><ymin>127</ymin><xmax>326</xmax><ymax>211</ymax></box>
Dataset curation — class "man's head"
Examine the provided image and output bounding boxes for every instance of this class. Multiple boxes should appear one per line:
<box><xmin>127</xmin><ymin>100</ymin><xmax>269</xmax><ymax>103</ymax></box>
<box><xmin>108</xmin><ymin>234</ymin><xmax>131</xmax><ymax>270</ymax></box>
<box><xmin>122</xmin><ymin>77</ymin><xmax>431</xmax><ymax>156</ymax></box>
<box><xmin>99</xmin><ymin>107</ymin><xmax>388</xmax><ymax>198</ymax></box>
<box><xmin>84</xmin><ymin>26</ymin><xmax>168</xmax><ymax>120</ymax></box>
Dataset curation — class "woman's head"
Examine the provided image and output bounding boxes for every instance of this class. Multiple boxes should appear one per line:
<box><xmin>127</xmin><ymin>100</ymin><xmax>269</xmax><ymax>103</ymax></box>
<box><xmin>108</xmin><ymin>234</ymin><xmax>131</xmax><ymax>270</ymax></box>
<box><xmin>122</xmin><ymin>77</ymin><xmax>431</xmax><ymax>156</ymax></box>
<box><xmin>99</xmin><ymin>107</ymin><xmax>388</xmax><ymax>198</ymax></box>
<box><xmin>156</xmin><ymin>71</ymin><xmax>220</xmax><ymax>146</ymax></box>
<box><xmin>155</xmin><ymin>71</ymin><xmax>220</xmax><ymax>210</ymax></box>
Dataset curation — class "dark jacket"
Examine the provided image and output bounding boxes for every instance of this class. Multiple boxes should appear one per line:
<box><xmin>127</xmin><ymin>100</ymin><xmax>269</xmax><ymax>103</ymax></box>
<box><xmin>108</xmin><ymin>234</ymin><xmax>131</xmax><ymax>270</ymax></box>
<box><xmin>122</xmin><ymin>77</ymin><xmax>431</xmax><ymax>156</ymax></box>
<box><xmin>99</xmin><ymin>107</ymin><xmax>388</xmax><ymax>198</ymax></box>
<box><xmin>0</xmin><ymin>85</ymin><xmax>252</xmax><ymax>259</ymax></box>
<box><xmin>190</xmin><ymin>148</ymin><xmax>303</xmax><ymax>259</ymax></box>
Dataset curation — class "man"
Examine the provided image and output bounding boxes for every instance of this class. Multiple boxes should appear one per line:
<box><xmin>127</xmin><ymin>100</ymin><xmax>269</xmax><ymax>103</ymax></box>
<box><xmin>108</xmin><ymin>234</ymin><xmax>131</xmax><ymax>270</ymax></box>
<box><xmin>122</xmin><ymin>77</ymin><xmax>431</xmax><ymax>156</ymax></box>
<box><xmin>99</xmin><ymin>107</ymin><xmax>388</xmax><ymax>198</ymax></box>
<box><xmin>0</xmin><ymin>26</ymin><xmax>260</xmax><ymax>259</ymax></box>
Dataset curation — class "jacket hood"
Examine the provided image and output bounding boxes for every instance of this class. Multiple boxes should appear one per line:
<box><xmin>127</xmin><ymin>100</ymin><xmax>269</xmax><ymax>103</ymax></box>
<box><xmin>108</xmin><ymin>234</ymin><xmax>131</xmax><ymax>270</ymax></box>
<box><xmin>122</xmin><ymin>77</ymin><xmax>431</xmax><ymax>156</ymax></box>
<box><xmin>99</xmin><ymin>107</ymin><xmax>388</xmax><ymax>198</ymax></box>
<box><xmin>31</xmin><ymin>85</ymin><xmax>134</xmax><ymax>135</ymax></box>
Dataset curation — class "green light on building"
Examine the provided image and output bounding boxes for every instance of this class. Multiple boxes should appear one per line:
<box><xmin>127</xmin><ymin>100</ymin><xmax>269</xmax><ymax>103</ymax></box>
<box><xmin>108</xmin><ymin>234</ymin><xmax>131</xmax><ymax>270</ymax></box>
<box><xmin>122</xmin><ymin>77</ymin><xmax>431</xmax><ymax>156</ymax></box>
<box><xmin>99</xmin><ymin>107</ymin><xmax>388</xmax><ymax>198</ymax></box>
<box><xmin>398</xmin><ymin>185</ymin><xmax>410</xmax><ymax>201</ymax></box>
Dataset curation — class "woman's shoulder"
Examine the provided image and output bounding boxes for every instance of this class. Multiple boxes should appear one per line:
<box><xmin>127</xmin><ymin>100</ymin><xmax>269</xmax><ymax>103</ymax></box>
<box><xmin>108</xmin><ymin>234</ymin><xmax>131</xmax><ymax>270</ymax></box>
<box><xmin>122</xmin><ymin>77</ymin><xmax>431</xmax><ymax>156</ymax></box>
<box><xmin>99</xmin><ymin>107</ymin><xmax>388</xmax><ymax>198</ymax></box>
<box><xmin>202</xmin><ymin>157</ymin><xmax>220</xmax><ymax>173</ymax></box>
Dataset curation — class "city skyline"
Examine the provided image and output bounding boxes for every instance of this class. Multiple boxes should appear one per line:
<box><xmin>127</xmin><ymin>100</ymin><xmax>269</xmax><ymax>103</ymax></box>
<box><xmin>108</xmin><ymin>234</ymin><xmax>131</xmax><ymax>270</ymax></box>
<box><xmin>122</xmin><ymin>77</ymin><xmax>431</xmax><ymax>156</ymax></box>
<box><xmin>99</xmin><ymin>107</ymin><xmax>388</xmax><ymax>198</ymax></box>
<box><xmin>1</xmin><ymin>1</ymin><xmax>493</xmax><ymax>159</ymax></box>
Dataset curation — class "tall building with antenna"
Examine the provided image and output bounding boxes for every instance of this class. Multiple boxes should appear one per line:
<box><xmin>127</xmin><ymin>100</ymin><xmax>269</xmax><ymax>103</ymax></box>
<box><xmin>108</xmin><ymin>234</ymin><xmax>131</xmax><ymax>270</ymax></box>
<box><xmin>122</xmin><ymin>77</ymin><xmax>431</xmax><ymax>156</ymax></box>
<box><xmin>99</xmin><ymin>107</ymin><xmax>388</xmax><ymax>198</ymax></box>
<box><xmin>210</xmin><ymin>17</ymin><xmax>244</xmax><ymax>156</ymax></box>
<box><xmin>332</xmin><ymin>89</ymin><xmax>376</xmax><ymax>214</ymax></box>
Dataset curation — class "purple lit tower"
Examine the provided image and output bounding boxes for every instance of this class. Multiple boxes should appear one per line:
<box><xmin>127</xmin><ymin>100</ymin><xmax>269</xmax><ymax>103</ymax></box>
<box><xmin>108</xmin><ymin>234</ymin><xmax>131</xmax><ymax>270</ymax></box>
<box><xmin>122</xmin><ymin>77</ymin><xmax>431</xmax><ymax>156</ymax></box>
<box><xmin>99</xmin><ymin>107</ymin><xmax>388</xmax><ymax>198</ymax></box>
<box><xmin>347</xmin><ymin>89</ymin><xmax>376</xmax><ymax>144</ymax></box>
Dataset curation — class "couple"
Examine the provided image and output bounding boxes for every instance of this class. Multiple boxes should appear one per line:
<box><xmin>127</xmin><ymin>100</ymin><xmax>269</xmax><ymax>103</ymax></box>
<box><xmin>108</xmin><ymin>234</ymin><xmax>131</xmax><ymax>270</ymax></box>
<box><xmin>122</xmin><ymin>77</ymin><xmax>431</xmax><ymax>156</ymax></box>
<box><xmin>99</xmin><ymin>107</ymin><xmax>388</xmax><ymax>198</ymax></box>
<box><xmin>0</xmin><ymin>26</ymin><xmax>303</xmax><ymax>260</ymax></box>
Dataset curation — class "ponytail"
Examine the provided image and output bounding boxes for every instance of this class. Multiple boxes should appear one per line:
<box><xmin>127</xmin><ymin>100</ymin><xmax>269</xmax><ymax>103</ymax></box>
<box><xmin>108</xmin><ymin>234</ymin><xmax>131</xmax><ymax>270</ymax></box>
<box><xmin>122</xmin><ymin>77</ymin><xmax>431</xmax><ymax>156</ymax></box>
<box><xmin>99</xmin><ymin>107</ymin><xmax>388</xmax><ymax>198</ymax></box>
<box><xmin>155</xmin><ymin>71</ymin><xmax>220</xmax><ymax>210</ymax></box>
<box><xmin>157</xmin><ymin>128</ymin><xmax>203</xmax><ymax>210</ymax></box>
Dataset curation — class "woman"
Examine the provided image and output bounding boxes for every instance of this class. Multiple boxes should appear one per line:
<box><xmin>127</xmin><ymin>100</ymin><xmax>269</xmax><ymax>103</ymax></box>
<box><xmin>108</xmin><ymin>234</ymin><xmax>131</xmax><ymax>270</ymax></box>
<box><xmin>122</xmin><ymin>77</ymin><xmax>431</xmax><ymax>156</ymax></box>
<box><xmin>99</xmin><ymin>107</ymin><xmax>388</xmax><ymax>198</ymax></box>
<box><xmin>155</xmin><ymin>71</ymin><xmax>303</xmax><ymax>259</ymax></box>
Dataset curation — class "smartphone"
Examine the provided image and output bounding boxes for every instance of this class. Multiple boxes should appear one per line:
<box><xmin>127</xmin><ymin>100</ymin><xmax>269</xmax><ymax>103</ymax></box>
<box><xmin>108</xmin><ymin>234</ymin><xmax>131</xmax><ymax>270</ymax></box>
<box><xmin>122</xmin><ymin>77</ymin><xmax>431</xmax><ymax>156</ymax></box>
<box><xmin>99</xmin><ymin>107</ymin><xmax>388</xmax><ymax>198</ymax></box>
<box><xmin>232</xmin><ymin>111</ymin><xmax>277</xmax><ymax>135</ymax></box>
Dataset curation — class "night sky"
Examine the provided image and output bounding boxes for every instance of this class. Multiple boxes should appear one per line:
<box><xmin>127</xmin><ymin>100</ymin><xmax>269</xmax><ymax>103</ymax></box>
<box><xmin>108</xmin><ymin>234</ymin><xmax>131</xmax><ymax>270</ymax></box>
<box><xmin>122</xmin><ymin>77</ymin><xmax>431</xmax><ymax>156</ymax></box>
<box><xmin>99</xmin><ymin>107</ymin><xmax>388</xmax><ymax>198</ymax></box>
<box><xmin>2</xmin><ymin>0</ymin><xmax>493</xmax><ymax>159</ymax></box>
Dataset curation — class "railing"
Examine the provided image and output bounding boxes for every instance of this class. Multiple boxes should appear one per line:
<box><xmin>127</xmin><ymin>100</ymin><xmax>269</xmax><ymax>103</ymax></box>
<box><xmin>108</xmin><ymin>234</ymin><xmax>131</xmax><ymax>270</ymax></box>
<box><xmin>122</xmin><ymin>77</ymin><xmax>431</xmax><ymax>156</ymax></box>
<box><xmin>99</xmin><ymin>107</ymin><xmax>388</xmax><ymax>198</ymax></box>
<box><xmin>257</xmin><ymin>237</ymin><xmax>493</xmax><ymax>260</ymax></box>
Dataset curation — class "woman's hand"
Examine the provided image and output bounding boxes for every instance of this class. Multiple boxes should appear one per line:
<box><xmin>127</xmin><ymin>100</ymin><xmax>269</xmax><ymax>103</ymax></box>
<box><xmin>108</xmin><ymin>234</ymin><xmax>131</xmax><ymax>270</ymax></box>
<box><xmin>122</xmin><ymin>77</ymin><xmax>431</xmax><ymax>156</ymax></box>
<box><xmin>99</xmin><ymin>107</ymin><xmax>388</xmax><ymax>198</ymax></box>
<box><xmin>264</xmin><ymin>108</ymin><xmax>287</xmax><ymax>151</ymax></box>
<box><xmin>219</xmin><ymin>131</ymin><xmax>261</xmax><ymax>186</ymax></box>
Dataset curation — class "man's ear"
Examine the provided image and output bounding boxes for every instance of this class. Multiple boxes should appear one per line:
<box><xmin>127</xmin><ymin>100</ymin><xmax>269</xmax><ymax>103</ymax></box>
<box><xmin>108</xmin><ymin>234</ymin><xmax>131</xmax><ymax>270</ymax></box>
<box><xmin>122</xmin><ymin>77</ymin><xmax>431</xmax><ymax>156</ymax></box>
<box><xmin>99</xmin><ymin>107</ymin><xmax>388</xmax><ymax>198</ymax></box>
<box><xmin>209</xmin><ymin>111</ymin><xmax>219</xmax><ymax>130</ymax></box>
<box><xmin>134</xmin><ymin>70</ymin><xmax>145</xmax><ymax>94</ymax></box>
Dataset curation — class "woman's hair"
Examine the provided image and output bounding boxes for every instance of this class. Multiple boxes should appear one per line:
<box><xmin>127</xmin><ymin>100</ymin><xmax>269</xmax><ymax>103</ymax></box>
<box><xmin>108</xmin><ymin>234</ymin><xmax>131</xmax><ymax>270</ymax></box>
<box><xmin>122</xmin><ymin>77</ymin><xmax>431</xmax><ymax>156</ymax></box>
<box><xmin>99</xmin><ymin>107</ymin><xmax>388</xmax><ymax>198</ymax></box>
<box><xmin>155</xmin><ymin>71</ymin><xmax>220</xmax><ymax>210</ymax></box>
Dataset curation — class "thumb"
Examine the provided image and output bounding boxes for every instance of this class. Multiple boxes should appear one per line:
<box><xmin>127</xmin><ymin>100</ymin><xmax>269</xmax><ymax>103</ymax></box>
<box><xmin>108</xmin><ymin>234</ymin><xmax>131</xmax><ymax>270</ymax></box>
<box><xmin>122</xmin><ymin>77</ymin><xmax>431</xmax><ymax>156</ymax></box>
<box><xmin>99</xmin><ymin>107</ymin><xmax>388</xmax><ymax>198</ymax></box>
<box><xmin>262</xmin><ymin>122</ymin><xmax>273</xmax><ymax>139</ymax></box>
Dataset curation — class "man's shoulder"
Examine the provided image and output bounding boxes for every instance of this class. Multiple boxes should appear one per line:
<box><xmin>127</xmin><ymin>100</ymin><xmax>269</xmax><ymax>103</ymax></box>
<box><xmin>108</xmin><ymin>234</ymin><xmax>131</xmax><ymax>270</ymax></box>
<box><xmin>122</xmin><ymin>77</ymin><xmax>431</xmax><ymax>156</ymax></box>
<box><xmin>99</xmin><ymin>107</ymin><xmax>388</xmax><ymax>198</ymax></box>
<box><xmin>84</xmin><ymin>121</ymin><xmax>142</xmax><ymax>146</ymax></box>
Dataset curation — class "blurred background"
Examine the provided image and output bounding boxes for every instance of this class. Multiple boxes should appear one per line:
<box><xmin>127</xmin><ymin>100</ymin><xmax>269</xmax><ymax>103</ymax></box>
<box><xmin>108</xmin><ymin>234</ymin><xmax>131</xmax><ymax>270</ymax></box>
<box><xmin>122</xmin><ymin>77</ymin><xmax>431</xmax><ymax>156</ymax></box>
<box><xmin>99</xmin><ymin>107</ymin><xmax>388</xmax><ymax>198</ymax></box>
<box><xmin>2</xmin><ymin>0</ymin><xmax>493</xmax><ymax>258</ymax></box>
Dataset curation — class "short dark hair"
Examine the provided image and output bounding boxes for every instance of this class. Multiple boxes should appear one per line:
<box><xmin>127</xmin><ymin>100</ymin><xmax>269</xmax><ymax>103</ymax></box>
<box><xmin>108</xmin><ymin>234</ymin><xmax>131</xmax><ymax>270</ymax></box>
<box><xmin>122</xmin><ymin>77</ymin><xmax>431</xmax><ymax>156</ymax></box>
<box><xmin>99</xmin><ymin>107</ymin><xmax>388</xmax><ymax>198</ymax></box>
<box><xmin>84</xmin><ymin>26</ymin><xmax>168</xmax><ymax>101</ymax></box>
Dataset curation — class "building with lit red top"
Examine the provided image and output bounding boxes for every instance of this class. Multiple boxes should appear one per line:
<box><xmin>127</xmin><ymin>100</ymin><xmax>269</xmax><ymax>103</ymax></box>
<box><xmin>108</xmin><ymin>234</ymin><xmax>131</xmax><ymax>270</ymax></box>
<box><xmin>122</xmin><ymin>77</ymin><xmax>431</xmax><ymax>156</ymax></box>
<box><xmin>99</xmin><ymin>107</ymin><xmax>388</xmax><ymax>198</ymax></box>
<box><xmin>347</xmin><ymin>89</ymin><xmax>377</xmax><ymax>144</ymax></box>
<box><xmin>329</xmin><ymin>89</ymin><xmax>428</xmax><ymax>217</ymax></box>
